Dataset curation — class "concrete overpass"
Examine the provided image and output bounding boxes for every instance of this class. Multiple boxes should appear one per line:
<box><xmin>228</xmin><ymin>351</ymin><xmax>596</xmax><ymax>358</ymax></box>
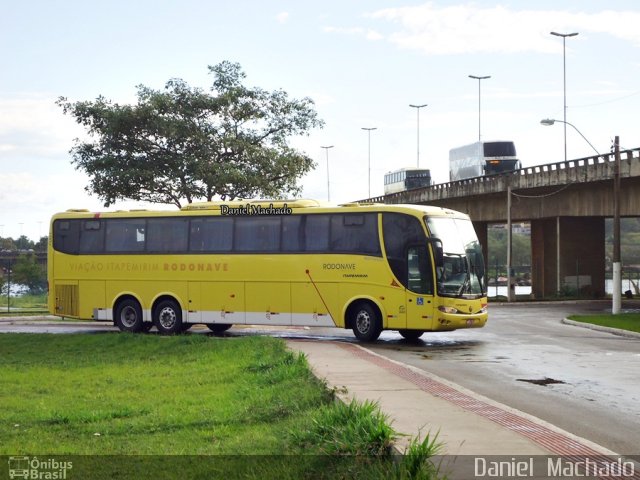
<box><xmin>366</xmin><ymin>148</ymin><xmax>640</xmax><ymax>299</ymax></box>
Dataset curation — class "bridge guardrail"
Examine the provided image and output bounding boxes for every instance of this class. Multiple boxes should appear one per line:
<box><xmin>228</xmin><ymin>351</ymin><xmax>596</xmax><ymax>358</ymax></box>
<box><xmin>364</xmin><ymin>147</ymin><xmax>640</xmax><ymax>204</ymax></box>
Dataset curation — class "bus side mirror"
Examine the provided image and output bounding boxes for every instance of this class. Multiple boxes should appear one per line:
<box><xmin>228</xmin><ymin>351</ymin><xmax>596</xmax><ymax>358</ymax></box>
<box><xmin>428</xmin><ymin>237</ymin><xmax>444</xmax><ymax>268</ymax></box>
<box><xmin>474</xmin><ymin>251</ymin><xmax>485</xmax><ymax>281</ymax></box>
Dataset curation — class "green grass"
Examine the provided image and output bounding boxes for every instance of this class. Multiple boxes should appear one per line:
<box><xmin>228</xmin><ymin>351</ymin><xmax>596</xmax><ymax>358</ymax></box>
<box><xmin>5</xmin><ymin>292</ymin><xmax>47</xmax><ymax>307</ymax></box>
<box><xmin>292</xmin><ymin>398</ymin><xmax>395</xmax><ymax>456</ymax></box>
<box><xmin>567</xmin><ymin>313</ymin><xmax>640</xmax><ymax>333</ymax></box>
<box><xmin>0</xmin><ymin>333</ymin><xmax>444</xmax><ymax>479</ymax></box>
<box><xmin>0</xmin><ymin>292</ymin><xmax>48</xmax><ymax>315</ymax></box>
<box><xmin>0</xmin><ymin>334</ymin><xmax>330</xmax><ymax>455</ymax></box>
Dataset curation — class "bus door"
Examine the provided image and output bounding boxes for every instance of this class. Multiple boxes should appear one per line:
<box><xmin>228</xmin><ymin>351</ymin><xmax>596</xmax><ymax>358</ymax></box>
<box><xmin>405</xmin><ymin>245</ymin><xmax>436</xmax><ymax>331</ymax></box>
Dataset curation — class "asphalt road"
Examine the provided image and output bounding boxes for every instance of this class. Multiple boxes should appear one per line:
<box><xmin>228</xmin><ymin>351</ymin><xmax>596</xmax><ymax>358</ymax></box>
<box><xmin>2</xmin><ymin>301</ymin><xmax>639</xmax><ymax>455</ymax></box>
<box><xmin>367</xmin><ymin>302</ymin><xmax>640</xmax><ymax>456</ymax></box>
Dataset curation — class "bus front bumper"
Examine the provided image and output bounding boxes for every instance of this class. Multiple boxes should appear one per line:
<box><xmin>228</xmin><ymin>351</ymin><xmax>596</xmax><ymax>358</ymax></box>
<box><xmin>434</xmin><ymin>304</ymin><xmax>488</xmax><ymax>330</ymax></box>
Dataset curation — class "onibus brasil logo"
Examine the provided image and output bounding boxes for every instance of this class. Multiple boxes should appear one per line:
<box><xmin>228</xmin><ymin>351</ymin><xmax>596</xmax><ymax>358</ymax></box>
<box><xmin>8</xmin><ymin>456</ymin><xmax>72</xmax><ymax>479</ymax></box>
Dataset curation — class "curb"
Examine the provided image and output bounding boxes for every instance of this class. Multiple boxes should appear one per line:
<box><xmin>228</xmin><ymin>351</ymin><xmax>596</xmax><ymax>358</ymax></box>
<box><xmin>561</xmin><ymin>318</ymin><xmax>640</xmax><ymax>339</ymax></box>
<box><xmin>0</xmin><ymin>315</ymin><xmax>59</xmax><ymax>322</ymax></box>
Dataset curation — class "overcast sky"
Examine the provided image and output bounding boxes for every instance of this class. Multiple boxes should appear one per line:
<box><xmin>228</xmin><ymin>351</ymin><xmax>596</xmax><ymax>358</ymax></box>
<box><xmin>2</xmin><ymin>0</ymin><xmax>639</xmax><ymax>240</ymax></box>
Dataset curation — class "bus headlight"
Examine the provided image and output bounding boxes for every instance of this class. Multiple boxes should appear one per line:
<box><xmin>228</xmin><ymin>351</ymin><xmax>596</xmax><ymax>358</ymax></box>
<box><xmin>438</xmin><ymin>306</ymin><xmax>459</xmax><ymax>314</ymax></box>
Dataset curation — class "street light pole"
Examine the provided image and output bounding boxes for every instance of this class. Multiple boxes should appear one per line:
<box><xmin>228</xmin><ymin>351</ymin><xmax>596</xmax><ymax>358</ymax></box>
<box><xmin>540</xmin><ymin>119</ymin><xmax>600</xmax><ymax>157</ymax></box>
<box><xmin>409</xmin><ymin>104</ymin><xmax>427</xmax><ymax>168</ymax></box>
<box><xmin>613</xmin><ymin>136</ymin><xmax>621</xmax><ymax>314</ymax></box>
<box><xmin>361</xmin><ymin>128</ymin><xmax>377</xmax><ymax>198</ymax></box>
<box><xmin>468</xmin><ymin>75</ymin><xmax>490</xmax><ymax>142</ymax></box>
<box><xmin>550</xmin><ymin>31</ymin><xmax>579</xmax><ymax>162</ymax></box>
<box><xmin>320</xmin><ymin>145</ymin><xmax>334</xmax><ymax>202</ymax></box>
<box><xmin>6</xmin><ymin>257</ymin><xmax>10</xmax><ymax>314</ymax></box>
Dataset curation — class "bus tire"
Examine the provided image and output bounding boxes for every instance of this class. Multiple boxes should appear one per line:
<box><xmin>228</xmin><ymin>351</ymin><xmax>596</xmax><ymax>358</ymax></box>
<box><xmin>351</xmin><ymin>302</ymin><xmax>382</xmax><ymax>342</ymax></box>
<box><xmin>114</xmin><ymin>298</ymin><xmax>144</xmax><ymax>333</ymax></box>
<box><xmin>207</xmin><ymin>323</ymin><xmax>232</xmax><ymax>334</ymax></box>
<box><xmin>153</xmin><ymin>299</ymin><xmax>183</xmax><ymax>335</ymax></box>
<box><xmin>398</xmin><ymin>329</ymin><xmax>424</xmax><ymax>341</ymax></box>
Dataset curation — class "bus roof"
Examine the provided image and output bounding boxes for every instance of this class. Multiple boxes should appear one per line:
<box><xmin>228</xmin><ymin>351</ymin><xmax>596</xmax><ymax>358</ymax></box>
<box><xmin>51</xmin><ymin>201</ymin><xmax>470</xmax><ymax>220</ymax></box>
<box><xmin>449</xmin><ymin>140</ymin><xmax>515</xmax><ymax>154</ymax></box>
<box><xmin>383</xmin><ymin>167</ymin><xmax>431</xmax><ymax>175</ymax></box>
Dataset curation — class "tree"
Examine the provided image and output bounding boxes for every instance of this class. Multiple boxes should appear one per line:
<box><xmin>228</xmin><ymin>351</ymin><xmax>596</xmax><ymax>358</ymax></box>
<box><xmin>12</xmin><ymin>254</ymin><xmax>46</xmax><ymax>294</ymax></box>
<box><xmin>487</xmin><ymin>227</ymin><xmax>531</xmax><ymax>272</ymax></box>
<box><xmin>15</xmin><ymin>235</ymin><xmax>33</xmax><ymax>251</ymax></box>
<box><xmin>0</xmin><ymin>237</ymin><xmax>16</xmax><ymax>251</ymax></box>
<box><xmin>34</xmin><ymin>236</ymin><xmax>48</xmax><ymax>252</ymax></box>
<box><xmin>58</xmin><ymin>61</ymin><xmax>324</xmax><ymax>207</ymax></box>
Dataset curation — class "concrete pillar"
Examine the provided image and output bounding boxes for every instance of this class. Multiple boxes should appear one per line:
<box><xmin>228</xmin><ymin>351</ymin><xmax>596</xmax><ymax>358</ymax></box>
<box><xmin>560</xmin><ymin>217</ymin><xmax>605</xmax><ymax>297</ymax></box>
<box><xmin>531</xmin><ymin>219</ymin><xmax>555</xmax><ymax>299</ymax></box>
<box><xmin>531</xmin><ymin>217</ymin><xmax>605</xmax><ymax>298</ymax></box>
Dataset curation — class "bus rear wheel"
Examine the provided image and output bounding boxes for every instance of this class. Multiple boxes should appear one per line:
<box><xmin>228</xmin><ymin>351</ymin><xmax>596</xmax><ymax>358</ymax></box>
<box><xmin>351</xmin><ymin>302</ymin><xmax>382</xmax><ymax>342</ymax></box>
<box><xmin>398</xmin><ymin>329</ymin><xmax>424</xmax><ymax>341</ymax></box>
<box><xmin>153</xmin><ymin>299</ymin><xmax>183</xmax><ymax>335</ymax></box>
<box><xmin>115</xmin><ymin>298</ymin><xmax>144</xmax><ymax>333</ymax></box>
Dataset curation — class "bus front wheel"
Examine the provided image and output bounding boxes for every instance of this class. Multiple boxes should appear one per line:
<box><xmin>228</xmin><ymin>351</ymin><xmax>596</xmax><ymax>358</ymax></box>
<box><xmin>114</xmin><ymin>298</ymin><xmax>144</xmax><ymax>333</ymax></box>
<box><xmin>153</xmin><ymin>299</ymin><xmax>183</xmax><ymax>335</ymax></box>
<box><xmin>351</xmin><ymin>302</ymin><xmax>382</xmax><ymax>342</ymax></box>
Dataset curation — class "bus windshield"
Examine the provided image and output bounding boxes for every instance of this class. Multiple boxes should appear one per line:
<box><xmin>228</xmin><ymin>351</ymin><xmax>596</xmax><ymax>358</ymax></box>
<box><xmin>425</xmin><ymin>216</ymin><xmax>486</xmax><ymax>298</ymax></box>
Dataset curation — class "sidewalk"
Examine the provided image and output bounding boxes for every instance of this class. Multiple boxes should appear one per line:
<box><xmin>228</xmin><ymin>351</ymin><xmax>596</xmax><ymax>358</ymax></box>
<box><xmin>287</xmin><ymin>339</ymin><xmax>619</xmax><ymax>458</ymax></box>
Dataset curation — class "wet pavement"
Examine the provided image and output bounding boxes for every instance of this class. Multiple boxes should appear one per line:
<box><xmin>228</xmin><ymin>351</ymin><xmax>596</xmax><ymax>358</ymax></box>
<box><xmin>367</xmin><ymin>302</ymin><xmax>640</xmax><ymax>455</ymax></box>
<box><xmin>1</xmin><ymin>301</ymin><xmax>639</xmax><ymax>454</ymax></box>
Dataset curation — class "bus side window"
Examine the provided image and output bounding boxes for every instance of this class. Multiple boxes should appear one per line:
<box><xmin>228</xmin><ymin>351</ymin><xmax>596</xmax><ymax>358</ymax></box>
<box><xmin>189</xmin><ymin>221</ymin><xmax>204</xmax><ymax>251</ymax></box>
<box><xmin>79</xmin><ymin>220</ymin><xmax>104</xmax><ymax>253</ymax></box>
<box><xmin>189</xmin><ymin>218</ymin><xmax>233</xmax><ymax>252</ymax></box>
<box><xmin>407</xmin><ymin>245</ymin><xmax>433</xmax><ymax>295</ymax></box>
<box><xmin>53</xmin><ymin>220</ymin><xmax>80</xmax><ymax>254</ymax></box>
<box><xmin>282</xmin><ymin>216</ymin><xmax>302</xmax><ymax>252</ymax></box>
<box><xmin>330</xmin><ymin>214</ymin><xmax>380</xmax><ymax>255</ymax></box>
<box><xmin>106</xmin><ymin>220</ymin><xmax>146</xmax><ymax>252</ymax></box>
<box><xmin>235</xmin><ymin>217</ymin><xmax>281</xmax><ymax>252</ymax></box>
<box><xmin>146</xmin><ymin>218</ymin><xmax>188</xmax><ymax>252</ymax></box>
<box><xmin>304</xmin><ymin>215</ymin><xmax>330</xmax><ymax>252</ymax></box>
<box><xmin>382</xmin><ymin>213</ymin><xmax>432</xmax><ymax>293</ymax></box>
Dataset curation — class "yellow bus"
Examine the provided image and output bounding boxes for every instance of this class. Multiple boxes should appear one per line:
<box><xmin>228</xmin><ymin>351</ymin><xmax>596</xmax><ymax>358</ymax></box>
<box><xmin>48</xmin><ymin>200</ymin><xmax>488</xmax><ymax>341</ymax></box>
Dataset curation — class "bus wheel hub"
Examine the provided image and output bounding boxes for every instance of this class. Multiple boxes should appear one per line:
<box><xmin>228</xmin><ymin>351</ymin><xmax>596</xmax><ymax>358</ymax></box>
<box><xmin>159</xmin><ymin>308</ymin><xmax>177</xmax><ymax>328</ymax></box>
<box><xmin>356</xmin><ymin>311</ymin><xmax>371</xmax><ymax>332</ymax></box>
<box><xmin>121</xmin><ymin>307</ymin><xmax>137</xmax><ymax>327</ymax></box>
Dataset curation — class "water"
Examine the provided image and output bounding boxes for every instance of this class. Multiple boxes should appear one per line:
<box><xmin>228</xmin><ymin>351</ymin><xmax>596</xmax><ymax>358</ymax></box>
<box><xmin>488</xmin><ymin>285</ymin><xmax>532</xmax><ymax>298</ymax></box>
<box><xmin>1</xmin><ymin>284</ymin><xmax>29</xmax><ymax>296</ymax></box>
<box><xmin>605</xmin><ymin>279</ymin><xmax>639</xmax><ymax>295</ymax></box>
<box><xmin>488</xmin><ymin>281</ymin><xmax>638</xmax><ymax>297</ymax></box>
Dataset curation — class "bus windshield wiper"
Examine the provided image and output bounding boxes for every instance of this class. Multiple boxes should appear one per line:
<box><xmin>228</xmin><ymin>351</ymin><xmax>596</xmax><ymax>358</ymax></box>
<box><xmin>456</xmin><ymin>254</ymin><xmax>474</xmax><ymax>297</ymax></box>
<box><xmin>456</xmin><ymin>271</ymin><xmax>471</xmax><ymax>297</ymax></box>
